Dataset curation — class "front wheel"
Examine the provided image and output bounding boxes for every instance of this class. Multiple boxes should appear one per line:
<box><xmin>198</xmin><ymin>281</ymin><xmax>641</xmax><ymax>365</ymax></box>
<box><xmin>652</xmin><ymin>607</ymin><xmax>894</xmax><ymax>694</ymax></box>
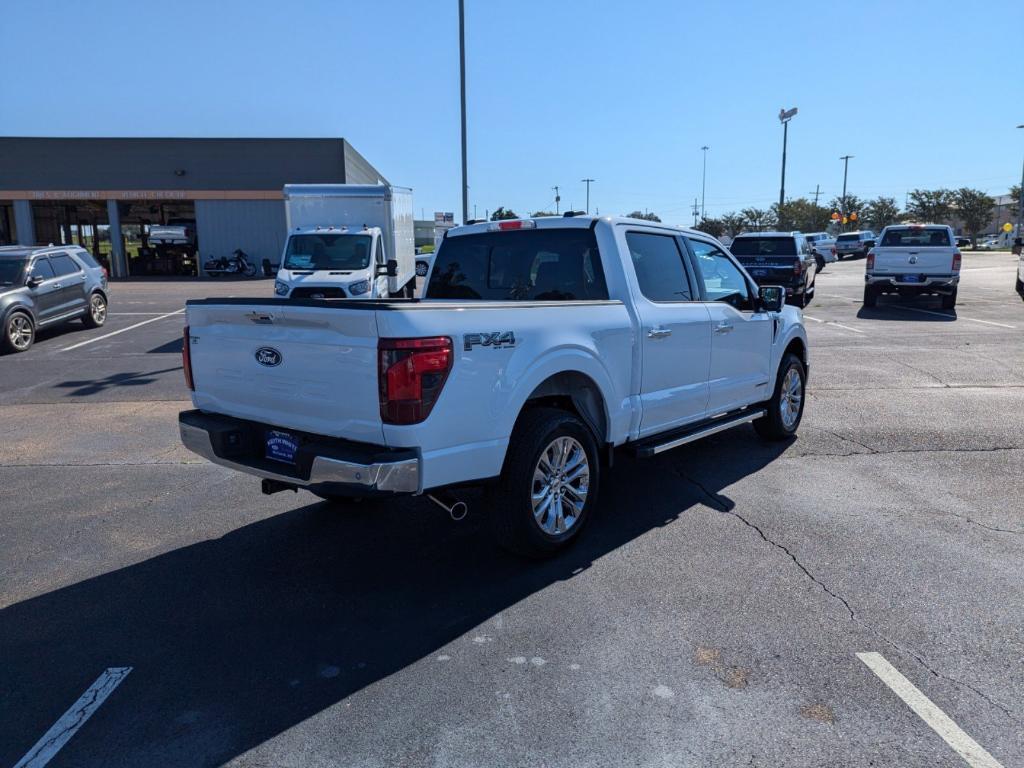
<box><xmin>487</xmin><ymin>408</ymin><xmax>600</xmax><ymax>558</ymax></box>
<box><xmin>243</xmin><ymin>263</ymin><xmax>257</xmax><ymax>277</ymax></box>
<box><xmin>81</xmin><ymin>292</ymin><xmax>107</xmax><ymax>328</ymax></box>
<box><xmin>754</xmin><ymin>353</ymin><xmax>805</xmax><ymax>441</ymax></box>
<box><xmin>2</xmin><ymin>311</ymin><xmax>35</xmax><ymax>353</ymax></box>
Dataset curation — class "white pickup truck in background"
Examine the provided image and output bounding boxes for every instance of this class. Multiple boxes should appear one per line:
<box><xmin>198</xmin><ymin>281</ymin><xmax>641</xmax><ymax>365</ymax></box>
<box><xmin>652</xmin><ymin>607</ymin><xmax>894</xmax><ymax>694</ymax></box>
<box><xmin>863</xmin><ymin>224</ymin><xmax>961</xmax><ymax>308</ymax></box>
<box><xmin>180</xmin><ymin>216</ymin><xmax>808</xmax><ymax>556</ymax></box>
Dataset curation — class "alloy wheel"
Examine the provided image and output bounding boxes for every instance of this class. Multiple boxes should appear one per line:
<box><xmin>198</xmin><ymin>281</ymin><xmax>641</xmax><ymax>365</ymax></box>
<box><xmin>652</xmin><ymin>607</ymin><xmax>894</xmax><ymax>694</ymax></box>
<box><xmin>780</xmin><ymin>367</ymin><xmax>803</xmax><ymax>429</ymax></box>
<box><xmin>9</xmin><ymin>315</ymin><xmax>32</xmax><ymax>350</ymax></box>
<box><xmin>531</xmin><ymin>436</ymin><xmax>590</xmax><ymax>535</ymax></box>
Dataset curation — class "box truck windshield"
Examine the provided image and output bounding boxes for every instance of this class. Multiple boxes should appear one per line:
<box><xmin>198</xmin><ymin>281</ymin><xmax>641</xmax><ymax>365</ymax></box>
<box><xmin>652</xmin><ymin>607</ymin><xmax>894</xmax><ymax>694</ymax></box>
<box><xmin>283</xmin><ymin>234</ymin><xmax>372</xmax><ymax>271</ymax></box>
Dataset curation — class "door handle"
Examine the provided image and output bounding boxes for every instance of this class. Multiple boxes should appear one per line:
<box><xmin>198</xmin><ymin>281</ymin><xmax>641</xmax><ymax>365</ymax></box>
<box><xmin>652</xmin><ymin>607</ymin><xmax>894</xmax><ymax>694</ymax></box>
<box><xmin>53</xmin><ymin>283</ymin><xmax>62</xmax><ymax>289</ymax></box>
<box><xmin>647</xmin><ymin>326</ymin><xmax>672</xmax><ymax>339</ymax></box>
<box><xmin>714</xmin><ymin>322</ymin><xmax>734</xmax><ymax>334</ymax></box>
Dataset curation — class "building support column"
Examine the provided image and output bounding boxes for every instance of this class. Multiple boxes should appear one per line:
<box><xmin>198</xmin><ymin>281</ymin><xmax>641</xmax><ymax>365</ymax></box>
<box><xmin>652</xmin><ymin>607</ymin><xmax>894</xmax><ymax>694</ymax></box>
<box><xmin>13</xmin><ymin>200</ymin><xmax>35</xmax><ymax>245</ymax></box>
<box><xmin>106</xmin><ymin>199</ymin><xmax>128</xmax><ymax>279</ymax></box>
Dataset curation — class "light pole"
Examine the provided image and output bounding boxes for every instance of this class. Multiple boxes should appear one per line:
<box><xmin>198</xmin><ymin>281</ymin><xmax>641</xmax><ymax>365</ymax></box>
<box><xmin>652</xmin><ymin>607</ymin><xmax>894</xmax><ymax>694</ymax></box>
<box><xmin>458</xmin><ymin>0</ymin><xmax>469</xmax><ymax>225</ymax></box>
<box><xmin>778</xmin><ymin>108</ymin><xmax>797</xmax><ymax>209</ymax></box>
<box><xmin>552</xmin><ymin>185</ymin><xmax>561</xmax><ymax>215</ymax></box>
<box><xmin>700</xmin><ymin>145</ymin><xmax>709</xmax><ymax>221</ymax></box>
<box><xmin>581</xmin><ymin>178</ymin><xmax>594</xmax><ymax>214</ymax></box>
<box><xmin>839</xmin><ymin>155</ymin><xmax>853</xmax><ymax>222</ymax></box>
<box><xmin>1016</xmin><ymin>125</ymin><xmax>1023</xmax><ymax>238</ymax></box>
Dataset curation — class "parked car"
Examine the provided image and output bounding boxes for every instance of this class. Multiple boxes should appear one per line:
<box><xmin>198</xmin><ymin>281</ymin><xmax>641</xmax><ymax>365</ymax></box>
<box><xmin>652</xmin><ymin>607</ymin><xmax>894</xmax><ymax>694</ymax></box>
<box><xmin>728</xmin><ymin>231</ymin><xmax>817</xmax><ymax>307</ymax></box>
<box><xmin>955</xmin><ymin>236</ymin><xmax>972</xmax><ymax>249</ymax></box>
<box><xmin>0</xmin><ymin>245</ymin><xmax>109</xmax><ymax>353</ymax></box>
<box><xmin>179</xmin><ymin>216</ymin><xmax>808</xmax><ymax>557</ymax></box>
<box><xmin>834</xmin><ymin>230</ymin><xmax>876</xmax><ymax>259</ymax></box>
<box><xmin>863</xmin><ymin>224</ymin><xmax>960</xmax><ymax>309</ymax></box>
<box><xmin>977</xmin><ymin>237</ymin><xmax>999</xmax><ymax>251</ymax></box>
<box><xmin>414</xmin><ymin>246</ymin><xmax>435</xmax><ymax>279</ymax></box>
<box><xmin>804</xmin><ymin>232</ymin><xmax>837</xmax><ymax>272</ymax></box>
<box><xmin>1016</xmin><ymin>240</ymin><xmax>1024</xmax><ymax>298</ymax></box>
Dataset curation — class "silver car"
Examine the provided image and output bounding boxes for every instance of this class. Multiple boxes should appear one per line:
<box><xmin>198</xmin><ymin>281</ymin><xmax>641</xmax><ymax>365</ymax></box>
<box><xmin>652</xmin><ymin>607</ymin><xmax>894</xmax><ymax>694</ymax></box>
<box><xmin>0</xmin><ymin>245</ymin><xmax>109</xmax><ymax>353</ymax></box>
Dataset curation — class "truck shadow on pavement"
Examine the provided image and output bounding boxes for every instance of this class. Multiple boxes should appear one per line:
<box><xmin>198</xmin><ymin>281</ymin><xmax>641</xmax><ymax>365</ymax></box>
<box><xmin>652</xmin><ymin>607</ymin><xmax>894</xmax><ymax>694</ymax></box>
<box><xmin>55</xmin><ymin>367</ymin><xmax>184</xmax><ymax>396</ymax></box>
<box><xmin>0</xmin><ymin>431</ymin><xmax>790</xmax><ymax>767</ymax></box>
<box><xmin>855</xmin><ymin>303</ymin><xmax>956</xmax><ymax>321</ymax></box>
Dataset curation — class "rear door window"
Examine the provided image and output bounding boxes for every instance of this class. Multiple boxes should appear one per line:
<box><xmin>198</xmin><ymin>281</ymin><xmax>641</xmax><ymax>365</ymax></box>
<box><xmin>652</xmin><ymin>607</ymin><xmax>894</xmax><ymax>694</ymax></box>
<box><xmin>50</xmin><ymin>253</ymin><xmax>82</xmax><ymax>276</ymax></box>
<box><xmin>426</xmin><ymin>228</ymin><xmax>608</xmax><ymax>301</ymax></box>
<box><xmin>625</xmin><ymin>231</ymin><xmax>693</xmax><ymax>302</ymax></box>
<box><xmin>74</xmin><ymin>250</ymin><xmax>101</xmax><ymax>269</ymax></box>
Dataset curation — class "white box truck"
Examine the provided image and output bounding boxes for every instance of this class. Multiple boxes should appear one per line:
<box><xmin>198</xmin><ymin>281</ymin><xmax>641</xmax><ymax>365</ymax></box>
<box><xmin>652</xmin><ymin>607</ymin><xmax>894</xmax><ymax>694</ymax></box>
<box><xmin>274</xmin><ymin>184</ymin><xmax>416</xmax><ymax>299</ymax></box>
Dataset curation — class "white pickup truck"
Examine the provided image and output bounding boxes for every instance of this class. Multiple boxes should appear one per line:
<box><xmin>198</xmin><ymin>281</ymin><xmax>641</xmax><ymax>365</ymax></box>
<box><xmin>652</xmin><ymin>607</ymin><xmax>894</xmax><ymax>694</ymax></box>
<box><xmin>863</xmin><ymin>224</ymin><xmax>961</xmax><ymax>308</ymax></box>
<box><xmin>179</xmin><ymin>216</ymin><xmax>808</xmax><ymax>556</ymax></box>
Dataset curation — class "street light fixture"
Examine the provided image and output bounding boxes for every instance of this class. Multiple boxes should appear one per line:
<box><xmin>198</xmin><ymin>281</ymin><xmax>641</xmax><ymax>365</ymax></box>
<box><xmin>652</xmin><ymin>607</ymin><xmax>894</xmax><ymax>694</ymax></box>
<box><xmin>778</xmin><ymin>108</ymin><xmax>797</xmax><ymax>209</ymax></box>
<box><xmin>458</xmin><ymin>0</ymin><xmax>469</xmax><ymax>225</ymax></box>
<box><xmin>839</xmin><ymin>155</ymin><xmax>854</xmax><ymax>223</ymax></box>
<box><xmin>1016</xmin><ymin>125</ymin><xmax>1023</xmax><ymax>239</ymax></box>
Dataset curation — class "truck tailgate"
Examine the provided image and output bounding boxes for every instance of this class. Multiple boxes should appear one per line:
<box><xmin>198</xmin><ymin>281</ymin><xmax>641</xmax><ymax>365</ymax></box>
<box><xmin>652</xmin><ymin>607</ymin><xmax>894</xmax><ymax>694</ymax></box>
<box><xmin>874</xmin><ymin>247</ymin><xmax>955</xmax><ymax>273</ymax></box>
<box><xmin>186</xmin><ymin>302</ymin><xmax>384</xmax><ymax>444</ymax></box>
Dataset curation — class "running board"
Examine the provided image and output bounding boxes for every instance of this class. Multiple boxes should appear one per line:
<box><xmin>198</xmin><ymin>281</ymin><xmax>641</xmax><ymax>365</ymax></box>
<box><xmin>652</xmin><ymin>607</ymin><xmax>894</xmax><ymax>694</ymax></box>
<box><xmin>631</xmin><ymin>409</ymin><xmax>766</xmax><ymax>458</ymax></box>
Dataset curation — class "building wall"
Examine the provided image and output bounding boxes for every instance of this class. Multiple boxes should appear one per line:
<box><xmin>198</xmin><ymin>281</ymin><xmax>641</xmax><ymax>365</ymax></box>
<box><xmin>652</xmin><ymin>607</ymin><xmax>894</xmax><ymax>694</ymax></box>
<box><xmin>194</xmin><ymin>200</ymin><xmax>287</xmax><ymax>270</ymax></box>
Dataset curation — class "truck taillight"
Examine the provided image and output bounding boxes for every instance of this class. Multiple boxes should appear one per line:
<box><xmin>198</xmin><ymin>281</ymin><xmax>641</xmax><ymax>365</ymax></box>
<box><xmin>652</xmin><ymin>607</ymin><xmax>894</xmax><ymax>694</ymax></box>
<box><xmin>182</xmin><ymin>326</ymin><xmax>194</xmax><ymax>391</ymax></box>
<box><xmin>378</xmin><ymin>337</ymin><xmax>453</xmax><ymax>424</ymax></box>
<box><xmin>830</xmin><ymin>246</ymin><xmax>836</xmax><ymax>256</ymax></box>
<box><xmin>866</xmin><ymin>250</ymin><xmax>875</xmax><ymax>270</ymax></box>
<box><xmin>952</xmin><ymin>252</ymin><xmax>961</xmax><ymax>272</ymax></box>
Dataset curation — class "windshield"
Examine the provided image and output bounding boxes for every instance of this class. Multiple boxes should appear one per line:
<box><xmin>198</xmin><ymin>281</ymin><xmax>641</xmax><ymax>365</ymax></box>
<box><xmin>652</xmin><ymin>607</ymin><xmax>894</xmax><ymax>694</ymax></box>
<box><xmin>426</xmin><ymin>228</ymin><xmax>608</xmax><ymax>301</ymax></box>
<box><xmin>729</xmin><ymin>237</ymin><xmax>797</xmax><ymax>256</ymax></box>
<box><xmin>0</xmin><ymin>259</ymin><xmax>28</xmax><ymax>287</ymax></box>
<box><xmin>881</xmin><ymin>228</ymin><xmax>951</xmax><ymax>247</ymax></box>
<box><xmin>283</xmin><ymin>234</ymin><xmax>373</xmax><ymax>271</ymax></box>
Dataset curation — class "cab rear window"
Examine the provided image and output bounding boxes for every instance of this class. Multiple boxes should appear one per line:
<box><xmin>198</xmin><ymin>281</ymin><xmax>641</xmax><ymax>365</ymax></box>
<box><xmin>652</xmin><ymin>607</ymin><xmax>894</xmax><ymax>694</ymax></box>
<box><xmin>426</xmin><ymin>228</ymin><xmax>608</xmax><ymax>301</ymax></box>
<box><xmin>881</xmin><ymin>228</ymin><xmax>951</xmax><ymax>247</ymax></box>
<box><xmin>729</xmin><ymin>237</ymin><xmax>797</xmax><ymax>256</ymax></box>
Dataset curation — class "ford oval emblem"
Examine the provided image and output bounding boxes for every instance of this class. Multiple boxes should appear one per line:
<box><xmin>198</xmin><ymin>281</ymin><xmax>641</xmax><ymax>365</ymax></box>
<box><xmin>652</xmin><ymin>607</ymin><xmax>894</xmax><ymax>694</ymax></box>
<box><xmin>255</xmin><ymin>347</ymin><xmax>282</xmax><ymax>367</ymax></box>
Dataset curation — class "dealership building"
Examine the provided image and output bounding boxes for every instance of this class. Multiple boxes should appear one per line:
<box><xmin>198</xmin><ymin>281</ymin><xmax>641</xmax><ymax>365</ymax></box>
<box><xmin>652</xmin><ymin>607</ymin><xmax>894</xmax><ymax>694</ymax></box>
<box><xmin>0</xmin><ymin>137</ymin><xmax>400</xmax><ymax>278</ymax></box>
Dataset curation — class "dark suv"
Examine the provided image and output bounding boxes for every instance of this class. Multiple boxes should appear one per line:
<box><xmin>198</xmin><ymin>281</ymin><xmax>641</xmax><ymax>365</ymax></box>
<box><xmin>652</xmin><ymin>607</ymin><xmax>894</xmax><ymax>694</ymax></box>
<box><xmin>0</xmin><ymin>245</ymin><xmax>109</xmax><ymax>353</ymax></box>
<box><xmin>728</xmin><ymin>231</ymin><xmax>817</xmax><ymax>307</ymax></box>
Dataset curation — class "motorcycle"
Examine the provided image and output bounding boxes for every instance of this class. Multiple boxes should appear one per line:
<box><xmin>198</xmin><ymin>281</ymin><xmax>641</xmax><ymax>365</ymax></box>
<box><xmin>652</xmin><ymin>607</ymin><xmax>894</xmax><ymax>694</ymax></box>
<box><xmin>204</xmin><ymin>249</ymin><xmax>258</xmax><ymax>277</ymax></box>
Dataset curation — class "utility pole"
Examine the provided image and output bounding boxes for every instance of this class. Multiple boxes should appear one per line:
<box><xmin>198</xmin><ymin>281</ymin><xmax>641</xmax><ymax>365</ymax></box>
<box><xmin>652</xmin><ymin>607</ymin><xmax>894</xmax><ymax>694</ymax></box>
<box><xmin>692</xmin><ymin>198</ymin><xmax>700</xmax><ymax>227</ymax></box>
<box><xmin>700</xmin><ymin>145</ymin><xmax>710</xmax><ymax>221</ymax></box>
<box><xmin>581</xmin><ymin>178</ymin><xmax>595</xmax><ymax>214</ymax></box>
<box><xmin>778</xmin><ymin>108</ymin><xmax>798</xmax><ymax>209</ymax></box>
<box><xmin>458</xmin><ymin>0</ymin><xmax>469</xmax><ymax>225</ymax></box>
<box><xmin>1016</xmin><ymin>125</ymin><xmax>1023</xmax><ymax>238</ymax></box>
<box><xmin>552</xmin><ymin>185</ymin><xmax>561</xmax><ymax>214</ymax></box>
<box><xmin>810</xmin><ymin>184</ymin><xmax>821</xmax><ymax>206</ymax></box>
<box><xmin>839</xmin><ymin>155</ymin><xmax>854</xmax><ymax>219</ymax></box>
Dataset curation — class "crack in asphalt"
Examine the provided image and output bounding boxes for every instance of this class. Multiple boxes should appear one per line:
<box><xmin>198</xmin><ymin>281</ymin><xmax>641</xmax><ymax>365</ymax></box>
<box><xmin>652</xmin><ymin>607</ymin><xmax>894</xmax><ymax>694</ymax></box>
<box><xmin>894</xmin><ymin>359</ymin><xmax>950</xmax><ymax>388</ymax></box>
<box><xmin>674</xmin><ymin>467</ymin><xmax>1022</xmax><ymax>725</ymax></box>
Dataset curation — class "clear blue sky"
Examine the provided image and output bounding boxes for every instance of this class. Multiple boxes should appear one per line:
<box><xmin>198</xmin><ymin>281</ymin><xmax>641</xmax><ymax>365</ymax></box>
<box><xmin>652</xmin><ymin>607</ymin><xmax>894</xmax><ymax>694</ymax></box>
<box><xmin>2</xmin><ymin>0</ymin><xmax>1021</xmax><ymax>223</ymax></box>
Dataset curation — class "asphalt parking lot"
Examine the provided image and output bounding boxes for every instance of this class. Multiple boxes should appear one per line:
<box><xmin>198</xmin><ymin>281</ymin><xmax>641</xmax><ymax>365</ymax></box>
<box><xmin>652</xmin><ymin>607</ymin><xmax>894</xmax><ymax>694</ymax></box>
<box><xmin>2</xmin><ymin>254</ymin><xmax>1022</xmax><ymax>767</ymax></box>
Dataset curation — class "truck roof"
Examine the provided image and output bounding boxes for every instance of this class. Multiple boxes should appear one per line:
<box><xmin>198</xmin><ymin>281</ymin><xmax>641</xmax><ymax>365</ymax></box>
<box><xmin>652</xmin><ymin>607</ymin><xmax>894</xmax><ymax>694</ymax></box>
<box><xmin>446</xmin><ymin>215</ymin><xmax>711</xmax><ymax>238</ymax></box>
<box><xmin>283</xmin><ymin>184</ymin><xmax>412</xmax><ymax>200</ymax></box>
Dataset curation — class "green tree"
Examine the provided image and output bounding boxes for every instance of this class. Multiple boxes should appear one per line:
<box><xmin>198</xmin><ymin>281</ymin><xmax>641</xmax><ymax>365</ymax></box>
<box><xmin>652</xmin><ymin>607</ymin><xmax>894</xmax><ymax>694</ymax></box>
<box><xmin>694</xmin><ymin>217</ymin><xmax>725</xmax><ymax>238</ymax></box>
<box><xmin>741</xmin><ymin>207</ymin><xmax>774</xmax><ymax>231</ymax></box>
<box><xmin>721</xmin><ymin>212</ymin><xmax>746</xmax><ymax>238</ymax></box>
<box><xmin>530</xmin><ymin>210</ymin><xmax>557</xmax><ymax>217</ymax></box>
<box><xmin>1010</xmin><ymin>184</ymin><xmax>1021</xmax><ymax>213</ymax></box>
<box><xmin>626</xmin><ymin>210</ymin><xmax>662</xmax><ymax>222</ymax></box>
<box><xmin>905</xmin><ymin>189</ymin><xmax>954</xmax><ymax>224</ymax></box>
<box><xmin>954</xmin><ymin>188</ymin><xmax>995</xmax><ymax>244</ymax></box>
<box><xmin>862</xmin><ymin>196</ymin><xmax>902</xmax><ymax>231</ymax></box>
<box><xmin>490</xmin><ymin>207</ymin><xmax>518</xmax><ymax>221</ymax></box>
<box><xmin>773</xmin><ymin>198</ymin><xmax>831</xmax><ymax>232</ymax></box>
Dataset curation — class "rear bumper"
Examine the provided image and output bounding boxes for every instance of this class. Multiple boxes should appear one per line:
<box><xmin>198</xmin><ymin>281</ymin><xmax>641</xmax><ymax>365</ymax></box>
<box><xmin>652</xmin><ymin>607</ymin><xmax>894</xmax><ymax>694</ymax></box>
<box><xmin>179</xmin><ymin>409</ymin><xmax>419</xmax><ymax>495</ymax></box>
<box><xmin>866</xmin><ymin>274</ymin><xmax>958</xmax><ymax>293</ymax></box>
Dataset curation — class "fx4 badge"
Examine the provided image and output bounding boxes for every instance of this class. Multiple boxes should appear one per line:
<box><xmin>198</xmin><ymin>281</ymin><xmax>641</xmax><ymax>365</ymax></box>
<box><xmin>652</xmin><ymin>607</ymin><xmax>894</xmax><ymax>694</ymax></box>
<box><xmin>464</xmin><ymin>331</ymin><xmax>516</xmax><ymax>352</ymax></box>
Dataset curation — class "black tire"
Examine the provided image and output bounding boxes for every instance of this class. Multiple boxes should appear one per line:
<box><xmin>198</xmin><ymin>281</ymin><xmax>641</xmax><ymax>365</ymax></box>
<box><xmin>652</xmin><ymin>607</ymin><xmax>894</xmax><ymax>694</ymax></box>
<box><xmin>81</xmin><ymin>292</ymin><xmax>107</xmax><ymax>328</ymax></box>
<box><xmin>793</xmin><ymin>291</ymin><xmax>808</xmax><ymax>309</ymax></box>
<box><xmin>1016</xmin><ymin>276</ymin><xmax>1024</xmax><ymax>296</ymax></box>
<box><xmin>487</xmin><ymin>407</ymin><xmax>600</xmax><ymax>558</ymax></box>
<box><xmin>863</xmin><ymin>285</ymin><xmax>878</xmax><ymax>307</ymax></box>
<box><xmin>1</xmin><ymin>311</ymin><xmax>35</xmax><ymax>354</ymax></box>
<box><xmin>941</xmin><ymin>288</ymin><xmax>957</xmax><ymax>310</ymax></box>
<box><xmin>244</xmin><ymin>263</ymin><xmax>258</xmax><ymax>277</ymax></box>
<box><xmin>815</xmin><ymin>255</ymin><xmax>825</xmax><ymax>273</ymax></box>
<box><xmin>754</xmin><ymin>353</ymin><xmax>806</xmax><ymax>441</ymax></box>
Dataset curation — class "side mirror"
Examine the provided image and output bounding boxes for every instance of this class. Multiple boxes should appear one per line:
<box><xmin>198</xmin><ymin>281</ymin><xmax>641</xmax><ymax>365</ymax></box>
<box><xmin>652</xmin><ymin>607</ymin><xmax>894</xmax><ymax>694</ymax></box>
<box><xmin>26</xmin><ymin>275</ymin><xmax>43</xmax><ymax>289</ymax></box>
<box><xmin>864</xmin><ymin>239</ymin><xmax>876</xmax><ymax>249</ymax></box>
<box><xmin>758</xmin><ymin>285</ymin><xmax>785</xmax><ymax>313</ymax></box>
<box><xmin>386</xmin><ymin>258</ymin><xmax>398</xmax><ymax>277</ymax></box>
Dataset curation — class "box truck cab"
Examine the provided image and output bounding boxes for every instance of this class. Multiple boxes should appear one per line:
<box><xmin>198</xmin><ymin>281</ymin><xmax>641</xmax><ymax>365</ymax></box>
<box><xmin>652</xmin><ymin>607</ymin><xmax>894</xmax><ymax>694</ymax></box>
<box><xmin>274</xmin><ymin>184</ymin><xmax>416</xmax><ymax>299</ymax></box>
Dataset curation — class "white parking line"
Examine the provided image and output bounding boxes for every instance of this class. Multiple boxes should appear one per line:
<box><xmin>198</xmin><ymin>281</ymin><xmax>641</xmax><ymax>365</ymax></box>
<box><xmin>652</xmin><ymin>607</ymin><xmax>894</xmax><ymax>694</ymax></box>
<box><xmin>821</xmin><ymin>293</ymin><xmax>1016</xmax><ymax>329</ymax></box>
<box><xmin>60</xmin><ymin>309</ymin><xmax>184</xmax><ymax>351</ymax></box>
<box><xmin>803</xmin><ymin>314</ymin><xmax>865</xmax><ymax>334</ymax></box>
<box><xmin>14</xmin><ymin>667</ymin><xmax>132</xmax><ymax>768</ymax></box>
<box><xmin>857</xmin><ymin>653</ymin><xmax>1003</xmax><ymax>768</ymax></box>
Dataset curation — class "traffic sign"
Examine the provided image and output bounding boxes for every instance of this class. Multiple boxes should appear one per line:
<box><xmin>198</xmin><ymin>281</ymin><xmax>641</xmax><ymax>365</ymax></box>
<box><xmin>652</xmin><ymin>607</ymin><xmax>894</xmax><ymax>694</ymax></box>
<box><xmin>831</xmin><ymin>212</ymin><xmax>840</xmax><ymax>221</ymax></box>
<box><xmin>850</xmin><ymin>212</ymin><xmax>858</xmax><ymax>221</ymax></box>
<box><xmin>1003</xmin><ymin>222</ymin><xmax>1013</xmax><ymax>233</ymax></box>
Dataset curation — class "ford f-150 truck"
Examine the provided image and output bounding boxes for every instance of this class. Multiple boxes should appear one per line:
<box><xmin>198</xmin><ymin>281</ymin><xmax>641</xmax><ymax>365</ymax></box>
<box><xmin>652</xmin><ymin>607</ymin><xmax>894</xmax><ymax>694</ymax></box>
<box><xmin>179</xmin><ymin>216</ymin><xmax>808</xmax><ymax>556</ymax></box>
<box><xmin>863</xmin><ymin>224</ymin><xmax>961</xmax><ymax>308</ymax></box>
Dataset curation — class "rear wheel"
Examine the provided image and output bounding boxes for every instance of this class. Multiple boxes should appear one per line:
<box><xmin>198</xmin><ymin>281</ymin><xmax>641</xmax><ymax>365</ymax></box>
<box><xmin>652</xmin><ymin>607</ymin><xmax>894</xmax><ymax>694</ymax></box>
<box><xmin>243</xmin><ymin>263</ymin><xmax>257</xmax><ymax>277</ymax></box>
<box><xmin>81</xmin><ymin>292</ymin><xmax>107</xmax><ymax>328</ymax></box>
<box><xmin>941</xmin><ymin>288</ymin><xmax>957</xmax><ymax>310</ymax></box>
<box><xmin>863</xmin><ymin>285</ymin><xmax>878</xmax><ymax>307</ymax></box>
<box><xmin>815</xmin><ymin>255</ymin><xmax>825</xmax><ymax>273</ymax></box>
<box><xmin>487</xmin><ymin>408</ymin><xmax>599</xmax><ymax>558</ymax></box>
<box><xmin>2</xmin><ymin>311</ymin><xmax>34</xmax><ymax>353</ymax></box>
<box><xmin>754</xmin><ymin>353</ymin><xmax>805</xmax><ymax>441</ymax></box>
<box><xmin>1015</xmin><ymin>275</ymin><xmax>1023</xmax><ymax>296</ymax></box>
